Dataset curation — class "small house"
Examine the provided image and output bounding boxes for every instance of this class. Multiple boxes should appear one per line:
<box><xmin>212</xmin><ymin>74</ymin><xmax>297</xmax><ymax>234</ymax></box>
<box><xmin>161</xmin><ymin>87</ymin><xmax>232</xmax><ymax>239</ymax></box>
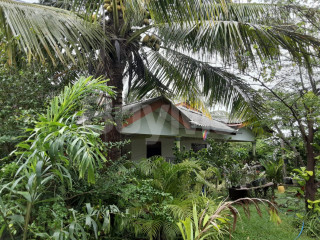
<box><xmin>121</xmin><ymin>96</ymin><xmax>255</xmax><ymax>161</ymax></box>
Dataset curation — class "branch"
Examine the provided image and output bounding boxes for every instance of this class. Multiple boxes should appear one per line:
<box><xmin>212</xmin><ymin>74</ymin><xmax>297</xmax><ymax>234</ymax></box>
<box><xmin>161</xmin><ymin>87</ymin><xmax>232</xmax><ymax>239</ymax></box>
<box><xmin>250</xmin><ymin>74</ymin><xmax>308</xmax><ymax>143</ymax></box>
<box><xmin>64</xmin><ymin>191</ymin><xmax>95</xmax><ymax>201</ymax></box>
<box><xmin>274</xmin><ymin>123</ymin><xmax>305</xmax><ymax>166</ymax></box>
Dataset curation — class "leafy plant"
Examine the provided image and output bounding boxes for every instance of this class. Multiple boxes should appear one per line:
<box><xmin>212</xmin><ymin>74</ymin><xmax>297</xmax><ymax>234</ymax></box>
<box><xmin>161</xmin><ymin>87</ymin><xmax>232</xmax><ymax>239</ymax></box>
<box><xmin>296</xmin><ymin>207</ymin><xmax>320</xmax><ymax>238</ymax></box>
<box><xmin>292</xmin><ymin>167</ymin><xmax>314</xmax><ymax>186</ymax></box>
<box><xmin>177</xmin><ymin>198</ymin><xmax>280</xmax><ymax>240</ymax></box>
<box><xmin>0</xmin><ymin>61</ymin><xmax>77</xmax><ymax>158</ymax></box>
<box><xmin>261</xmin><ymin>159</ymin><xmax>283</xmax><ymax>185</ymax></box>
<box><xmin>100</xmin><ymin>157</ymin><xmax>213</xmax><ymax>239</ymax></box>
<box><xmin>0</xmin><ymin>76</ymin><xmax>114</xmax><ymax>239</ymax></box>
<box><xmin>225</xmin><ymin>164</ymin><xmax>244</xmax><ymax>188</ymax></box>
<box><xmin>14</xmin><ymin>75</ymin><xmax>114</xmax><ymax>183</ymax></box>
<box><xmin>292</xmin><ymin>167</ymin><xmax>320</xmax><ymax>238</ymax></box>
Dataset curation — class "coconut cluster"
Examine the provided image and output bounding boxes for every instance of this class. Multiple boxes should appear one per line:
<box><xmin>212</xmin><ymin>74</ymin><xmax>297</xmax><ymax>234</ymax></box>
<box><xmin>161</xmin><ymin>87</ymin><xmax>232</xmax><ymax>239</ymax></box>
<box><xmin>143</xmin><ymin>10</ymin><xmax>151</xmax><ymax>25</ymax></box>
<box><xmin>142</xmin><ymin>34</ymin><xmax>161</xmax><ymax>51</ymax></box>
<box><xmin>103</xmin><ymin>0</ymin><xmax>124</xmax><ymax>14</ymax></box>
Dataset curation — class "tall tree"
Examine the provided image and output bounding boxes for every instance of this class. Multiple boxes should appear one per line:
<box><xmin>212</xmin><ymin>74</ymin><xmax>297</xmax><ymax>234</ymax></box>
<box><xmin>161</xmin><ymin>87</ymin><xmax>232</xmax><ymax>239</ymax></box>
<box><xmin>249</xmin><ymin>61</ymin><xmax>319</xmax><ymax>207</ymax></box>
<box><xmin>1</xmin><ymin>0</ymin><xmax>320</xmax><ymax>159</ymax></box>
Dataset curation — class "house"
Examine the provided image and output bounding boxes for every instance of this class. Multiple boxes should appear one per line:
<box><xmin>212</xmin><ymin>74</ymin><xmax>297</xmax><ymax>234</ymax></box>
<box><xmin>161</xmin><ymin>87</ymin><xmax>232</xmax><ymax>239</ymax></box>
<box><xmin>120</xmin><ymin>96</ymin><xmax>255</xmax><ymax>161</ymax></box>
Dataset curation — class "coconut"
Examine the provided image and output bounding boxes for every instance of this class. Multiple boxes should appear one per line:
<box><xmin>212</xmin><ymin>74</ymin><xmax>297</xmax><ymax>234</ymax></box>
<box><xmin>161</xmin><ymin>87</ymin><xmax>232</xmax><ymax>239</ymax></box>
<box><xmin>142</xmin><ymin>35</ymin><xmax>150</xmax><ymax>43</ymax></box>
<box><xmin>154</xmin><ymin>44</ymin><xmax>160</xmax><ymax>51</ymax></box>
<box><xmin>146</xmin><ymin>42</ymin><xmax>153</xmax><ymax>48</ymax></box>
<box><xmin>117</xmin><ymin>5</ymin><xmax>121</xmax><ymax>10</ymax></box>
<box><xmin>156</xmin><ymin>39</ymin><xmax>161</xmax><ymax>45</ymax></box>
<box><xmin>107</xmin><ymin>6</ymin><xmax>113</xmax><ymax>12</ymax></box>
<box><xmin>150</xmin><ymin>35</ymin><xmax>157</xmax><ymax>42</ymax></box>
<box><xmin>143</xmin><ymin>19</ymin><xmax>150</xmax><ymax>25</ymax></box>
<box><xmin>103</xmin><ymin>4</ymin><xmax>109</xmax><ymax>9</ymax></box>
<box><xmin>104</xmin><ymin>0</ymin><xmax>111</xmax><ymax>3</ymax></box>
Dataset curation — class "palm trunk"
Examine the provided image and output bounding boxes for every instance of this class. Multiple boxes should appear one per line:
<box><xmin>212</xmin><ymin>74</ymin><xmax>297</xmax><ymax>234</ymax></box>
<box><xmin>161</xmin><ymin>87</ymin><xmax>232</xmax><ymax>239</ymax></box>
<box><xmin>101</xmin><ymin>60</ymin><xmax>125</xmax><ymax>161</ymax></box>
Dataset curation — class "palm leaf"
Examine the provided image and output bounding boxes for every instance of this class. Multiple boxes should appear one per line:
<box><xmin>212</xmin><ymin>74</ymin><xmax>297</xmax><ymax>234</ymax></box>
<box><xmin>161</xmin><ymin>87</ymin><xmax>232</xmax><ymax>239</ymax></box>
<box><xmin>0</xmin><ymin>0</ymin><xmax>112</xmax><ymax>66</ymax></box>
<box><xmin>132</xmin><ymin>48</ymin><xmax>262</xmax><ymax>120</ymax></box>
<box><xmin>158</xmin><ymin>20</ymin><xmax>319</xmax><ymax>70</ymax></box>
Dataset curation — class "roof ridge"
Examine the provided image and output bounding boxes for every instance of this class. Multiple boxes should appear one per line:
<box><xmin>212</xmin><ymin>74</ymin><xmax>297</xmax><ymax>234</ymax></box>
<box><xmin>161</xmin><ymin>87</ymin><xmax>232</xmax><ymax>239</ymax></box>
<box><xmin>123</xmin><ymin>96</ymin><xmax>162</xmax><ymax>107</ymax></box>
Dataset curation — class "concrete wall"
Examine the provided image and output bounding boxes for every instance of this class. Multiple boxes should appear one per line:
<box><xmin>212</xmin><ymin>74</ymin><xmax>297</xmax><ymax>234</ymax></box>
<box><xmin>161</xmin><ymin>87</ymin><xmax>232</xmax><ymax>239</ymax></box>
<box><xmin>128</xmin><ymin>135</ymin><xmax>176</xmax><ymax>160</ymax></box>
<box><xmin>126</xmin><ymin>135</ymin><xmax>208</xmax><ymax>161</ymax></box>
<box><xmin>126</xmin><ymin>133</ymin><xmax>254</xmax><ymax>161</ymax></box>
<box><xmin>180</xmin><ymin>137</ymin><xmax>208</xmax><ymax>151</ymax></box>
<box><xmin>130</xmin><ymin>136</ymin><xmax>146</xmax><ymax>160</ymax></box>
<box><xmin>227</xmin><ymin>127</ymin><xmax>255</xmax><ymax>142</ymax></box>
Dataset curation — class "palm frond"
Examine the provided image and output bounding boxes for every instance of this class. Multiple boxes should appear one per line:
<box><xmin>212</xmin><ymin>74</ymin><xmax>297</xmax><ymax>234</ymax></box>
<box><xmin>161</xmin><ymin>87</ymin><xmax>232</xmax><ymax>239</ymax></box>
<box><xmin>146</xmin><ymin>1</ymin><xmax>283</xmax><ymax>25</ymax></box>
<box><xmin>158</xmin><ymin>20</ymin><xmax>320</xmax><ymax>70</ymax></box>
<box><xmin>135</xmin><ymin>48</ymin><xmax>262</xmax><ymax>120</ymax></box>
<box><xmin>0</xmin><ymin>0</ymin><xmax>112</xmax><ymax>66</ymax></box>
<box><xmin>128</xmin><ymin>66</ymin><xmax>169</xmax><ymax>100</ymax></box>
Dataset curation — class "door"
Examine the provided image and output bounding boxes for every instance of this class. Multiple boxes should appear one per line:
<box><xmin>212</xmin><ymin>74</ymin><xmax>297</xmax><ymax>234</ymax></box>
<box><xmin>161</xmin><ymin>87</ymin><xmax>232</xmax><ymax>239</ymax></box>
<box><xmin>146</xmin><ymin>141</ymin><xmax>161</xmax><ymax>158</ymax></box>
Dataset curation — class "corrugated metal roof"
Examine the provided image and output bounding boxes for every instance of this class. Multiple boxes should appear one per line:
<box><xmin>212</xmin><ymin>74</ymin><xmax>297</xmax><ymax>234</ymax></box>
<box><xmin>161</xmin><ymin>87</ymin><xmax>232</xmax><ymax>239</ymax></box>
<box><xmin>123</xmin><ymin>97</ymin><xmax>236</xmax><ymax>134</ymax></box>
<box><xmin>177</xmin><ymin>107</ymin><xmax>236</xmax><ymax>133</ymax></box>
<box><xmin>211</xmin><ymin>112</ymin><xmax>243</xmax><ymax>124</ymax></box>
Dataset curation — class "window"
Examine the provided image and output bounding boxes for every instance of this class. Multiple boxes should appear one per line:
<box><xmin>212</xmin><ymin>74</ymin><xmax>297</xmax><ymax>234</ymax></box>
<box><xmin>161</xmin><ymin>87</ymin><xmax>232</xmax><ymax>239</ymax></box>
<box><xmin>146</xmin><ymin>141</ymin><xmax>161</xmax><ymax>158</ymax></box>
<box><xmin>191</xmin><ymin>143</ymin><xmax>207</xmax><ymax>152</ymax></box>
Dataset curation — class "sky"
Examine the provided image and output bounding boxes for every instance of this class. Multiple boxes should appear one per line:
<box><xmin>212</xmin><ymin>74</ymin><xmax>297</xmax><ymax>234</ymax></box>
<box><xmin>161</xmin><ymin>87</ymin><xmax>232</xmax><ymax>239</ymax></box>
<box><xmin>21</xmin><ymin>0</ymin><xmax>38</xmax><ymax>2</ymax></box>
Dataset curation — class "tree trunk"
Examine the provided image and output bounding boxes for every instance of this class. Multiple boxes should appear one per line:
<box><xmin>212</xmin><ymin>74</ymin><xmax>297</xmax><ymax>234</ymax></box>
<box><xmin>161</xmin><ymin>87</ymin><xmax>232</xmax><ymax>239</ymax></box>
<box><xmin>97</xmin><ymin>16</ymin><xmax>127</xmax><ymax>161</ymax></box>
<box><xmin>304</xmin><ymin>119</ymin><xmax>317</xmax><ymax>210</ymax></box>
<box><xmin>274</xmin><ymin>124</ymin><xmax>304</xmax><ymax>167</ymax></box>
<box><xmin>305</xmin><ymin>141</ymin><xmax>316</xmax><ymax>209</ymax></box>
<box><xmin>100</xmin><ymin>60</ymin><xmax>125</xmax><ymax>161</ymax></box>
<box><xmin>280</xmin><ymin>139</ymin><xmax>287</xmax><ymax>178</ymax></box>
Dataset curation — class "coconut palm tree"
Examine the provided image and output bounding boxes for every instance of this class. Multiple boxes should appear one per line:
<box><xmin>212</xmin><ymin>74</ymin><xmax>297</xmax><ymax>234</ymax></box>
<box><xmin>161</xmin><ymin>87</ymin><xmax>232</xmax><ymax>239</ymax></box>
<box><xmin>1</xmin><ymin>0</ymin><xmax>319</xmax><ymax>160</ymax></box>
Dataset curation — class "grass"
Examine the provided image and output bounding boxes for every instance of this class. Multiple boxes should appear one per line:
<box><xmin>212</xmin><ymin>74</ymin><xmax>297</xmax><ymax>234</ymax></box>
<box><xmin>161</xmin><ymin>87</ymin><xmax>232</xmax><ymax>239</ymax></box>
<box><xmin>227</xmin><ymin>205</ymin><xmax>314</xmax><ymax>240</ymax></box>
<box><xmin>225</xmin><ymin>186</ymin><xmax>316</xmax><ymax>240</ymax></box>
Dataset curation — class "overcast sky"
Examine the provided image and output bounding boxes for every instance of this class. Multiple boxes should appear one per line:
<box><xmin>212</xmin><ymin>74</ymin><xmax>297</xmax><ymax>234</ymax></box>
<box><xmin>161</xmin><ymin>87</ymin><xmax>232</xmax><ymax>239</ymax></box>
<box><xmin>21</xmin><ymin>0</ymin><xmax>38</xmax><ymax>3</ymax></box>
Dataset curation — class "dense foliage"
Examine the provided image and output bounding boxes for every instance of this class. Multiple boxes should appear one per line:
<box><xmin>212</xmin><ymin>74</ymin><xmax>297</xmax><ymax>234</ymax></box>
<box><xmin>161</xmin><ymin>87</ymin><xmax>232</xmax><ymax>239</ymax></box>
<box><xmin>0</xmin><ymin>63</ymin><xmax>79</xmax><ymax>159</ymax></box>
<box><xmin>0</xmin><ymin>76</ymin><xmax>114</xmax><ymax>239</ymax></box>
<box><xmin>0</xmin><ymin>76</ymin><xmax>280</xmax><ymax>240</ymax></box>
<box><xmin>1</xmin><ymin>1</ymin><xmax>319</xmax><ymax>238</ymax></box>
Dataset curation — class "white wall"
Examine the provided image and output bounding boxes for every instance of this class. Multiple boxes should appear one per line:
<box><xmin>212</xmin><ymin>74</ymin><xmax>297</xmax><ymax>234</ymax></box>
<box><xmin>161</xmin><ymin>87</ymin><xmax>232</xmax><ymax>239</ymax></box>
<box><xmin>127</xmin><ymin>135</ymin><xmax>178</xmax><ymax>160</ymax></box>
<box><xmin>226</xmin><ymin>128</ymin><xmax>255</xmax><ymax>142</ymax></box>
<box><xmin>180</xmin><ymin>137</ymin><xmax>208</xmax><ymax>151</ymax></box>
<box><xmin>130</xmin><ymin>136</ymin><xmax>146</xmax><ymax>160</ymax></box>
<box><xmin>127</xmin><ymin>135</ymin><xmax>209</xmax><ymax>161</ymax></box>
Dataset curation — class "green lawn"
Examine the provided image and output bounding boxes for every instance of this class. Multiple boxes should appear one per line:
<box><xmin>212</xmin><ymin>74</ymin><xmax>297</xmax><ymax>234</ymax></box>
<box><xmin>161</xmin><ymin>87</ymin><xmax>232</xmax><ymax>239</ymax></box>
<box><xmin>226</xmin><ymin>187</ymin><xmax>316</xmax><ymax>240</ymax></box>
<box><xmin>227</xmin><ymin>206</ymin><xmax>314</xmax><ymax>240</ymax></box>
